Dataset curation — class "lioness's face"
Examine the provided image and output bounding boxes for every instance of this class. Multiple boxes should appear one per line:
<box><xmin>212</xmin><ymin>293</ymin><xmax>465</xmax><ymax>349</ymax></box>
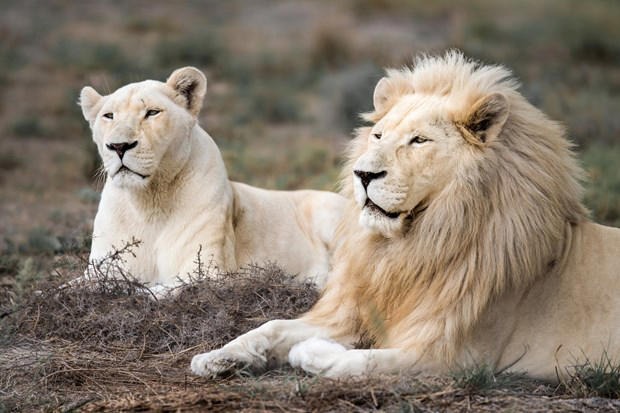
<box><xmin>94</xmin><ymin>83</ymin><xmax>194</xmax><ymax>188</ymax></box>
<box><xmin>353</xmin><ymin>94</ymin><xmax>473</xmax><ymax>237</ymax></box>
<box><xmin>80</xmin><ymin>67</ymin><xmax>207</xmax><ymax>189</ymax></box>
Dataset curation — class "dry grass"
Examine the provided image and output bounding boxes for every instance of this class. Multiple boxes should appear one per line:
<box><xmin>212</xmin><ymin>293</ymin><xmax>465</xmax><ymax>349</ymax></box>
<box><xmin>2</xmin><ymin>247</ymin><xmax>620</xmax><ymax>411</ymax></box>
<box><xmin>0</xmin><ymin>244</ymin><xmax>319</xmax><ymax>411</ymax></box>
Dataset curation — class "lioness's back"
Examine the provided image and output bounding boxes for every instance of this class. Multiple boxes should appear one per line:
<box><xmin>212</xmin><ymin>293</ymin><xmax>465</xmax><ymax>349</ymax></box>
<box><xmin>231</xmin><ymin>182</ymin><xmax>345</xmax><ymax>285</ymax></box>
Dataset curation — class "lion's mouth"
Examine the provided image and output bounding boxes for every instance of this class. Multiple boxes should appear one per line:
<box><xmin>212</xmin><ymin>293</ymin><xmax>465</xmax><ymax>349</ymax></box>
<box><xmin>364</xmin><ymin>198</ymin><xmax>402</xmax><ymax>219</ymax></box>
<box><xmin>114</xmin><ymin>165</ymin><xmax>150</xmax><ymax>179</ymax></box>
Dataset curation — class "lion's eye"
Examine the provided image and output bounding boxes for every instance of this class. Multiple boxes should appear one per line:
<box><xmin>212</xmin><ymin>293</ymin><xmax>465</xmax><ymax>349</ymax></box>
<box><xmin>409</xmin><ymin>136</ymin><xmax>429</xmax><ymax>145</ymax></box>
<box><xmin>145</xmin><ymin>109</ymin><xmax>161</xmax><ymax>118</ymax></box>
<box><xmin>373</xmin><ymin>133</ymin><xmax>382</xmax><ymax>140</ymax></box>
<box><xmin>103</xmin><ymin>113</ymin><xmax>114</xmax><ymax>120</ymax></box>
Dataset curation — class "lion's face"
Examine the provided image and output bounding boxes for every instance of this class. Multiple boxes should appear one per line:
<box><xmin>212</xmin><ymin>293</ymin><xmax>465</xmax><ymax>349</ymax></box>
<box><xmin>80</xmin><ymin>67</ymin><xmax>207</xmax><ymax>189</ymax></box>
<box><xmin>353</xmin><ymin>78</ymin><xmax>509</xmax><ymax>238</ymax></box>
<box><xmin>353</xmin><ymin>95</ymin><xmax>462</xmax><ymax>237</ymax></box>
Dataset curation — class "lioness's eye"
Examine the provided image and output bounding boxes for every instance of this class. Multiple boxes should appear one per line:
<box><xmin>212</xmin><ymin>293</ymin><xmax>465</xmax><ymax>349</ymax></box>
<box><xmin>145</xmin><ymin>109</ymin><xmax>161</xmax><ymax>118</ymax></box>
<box><xmin>409</xmin><ymin>136</ymin><xmax>429</xmax><ymax>145</ymax></box>
<box><xmin>373</xmin><ymin>133</ymin><xmax>382</xmax><ymax>140</ymax></box>
<box><xmin>103</xmin><ymin>113</ymin><xmax>114</xmax><ymax>120</ymax></box>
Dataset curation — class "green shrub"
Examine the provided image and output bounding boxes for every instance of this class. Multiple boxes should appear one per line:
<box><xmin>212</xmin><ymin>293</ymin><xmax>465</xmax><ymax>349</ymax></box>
<box><xmin>52</xmin><ymin>39</ymin><xmax>137</xmax><ymax>76</ymax></box>
<box><xmin>239</xmin><ymin>84</ymin><xmax>302</xmax><ymax>124</ymax></box>
<box><xmin>10</xmin><ymin>116</ymin><xmax>46</xmax><ymax>138</ymax></box>
<box><xmin>153</xmin><ymin>30</ymin><xmax>225</xmax><ymax>70</ymax></box>
<box><xmin>221</xmin><ymin>51</ymin><xmax>316</xmax><ymax>89</ymax></box>
<box><xmin>583</xmin><ymin>145</ymin><xmax>620</xmax><ymax>226</ymax></box>
<box><xmin>23</xmin><ymin>228</ymin><xmax>61</xmax><ymax>255</ymax></box>
<box><xmin>250</xmin><ymin>89</ymin><xmax>301</xmax><ymax>123</ymax></box>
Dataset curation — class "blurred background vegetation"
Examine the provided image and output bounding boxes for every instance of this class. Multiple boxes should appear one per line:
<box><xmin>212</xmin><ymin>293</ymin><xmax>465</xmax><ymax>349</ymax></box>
<box><xmin>0</xmin><ymin>0</ymin><xmax>619</xmax><ymax>285</ymax></box>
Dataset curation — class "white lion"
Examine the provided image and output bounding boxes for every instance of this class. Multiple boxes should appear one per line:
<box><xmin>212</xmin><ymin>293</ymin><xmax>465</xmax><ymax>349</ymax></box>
<box><xmin>191</xmin><ymin>52</ymin><xmax>620</xmax><ymax>382</ymax></box>
<box><xmin>79</xmin><ymin>67</ymin><xmax>345</xmax><ymax>293</ymax></box>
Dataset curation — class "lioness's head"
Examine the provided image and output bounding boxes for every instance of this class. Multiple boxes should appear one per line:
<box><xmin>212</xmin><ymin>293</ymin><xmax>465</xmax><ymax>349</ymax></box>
<box><xmin>80</xmin><ymin>67</ymin><xmax>207</xmax><ymax>189</ymax></box>
<box><xmin>351</xmin><ymin>53</ymin><xmax>511</xmax><ymax>238</ymax></box>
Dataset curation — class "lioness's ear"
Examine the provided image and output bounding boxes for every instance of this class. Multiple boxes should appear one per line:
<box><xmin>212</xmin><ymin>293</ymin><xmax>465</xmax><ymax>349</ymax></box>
<box><xmin>79</xmin><ymin>86</ymin><xmax>103</xmax><ymax>125</ymax></box>
<box><xmin>166</xmin><ymin>67</ymin><xmax>207</xmax><ymax>117</ymax></box>
<box><xmin>460</xmin><ymin>93</ymin><xmax>509</xmax><ymax>145</ymax></box>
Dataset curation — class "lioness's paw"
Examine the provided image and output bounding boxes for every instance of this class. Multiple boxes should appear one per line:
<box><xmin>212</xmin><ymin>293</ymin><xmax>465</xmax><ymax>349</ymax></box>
<box><xmin>288</xmin><ymin>337</ymin><xmax>346</xmax><ymax>376</ymax></box>
<box><xmin>147</xmin><ymin>283</ymin><xmax>178</xmax><ymax>299</ymax></box>
<box><xmin>191</xmin><ymin>349</ymin><xmax>256</xmax><ymax>378</ymax></box>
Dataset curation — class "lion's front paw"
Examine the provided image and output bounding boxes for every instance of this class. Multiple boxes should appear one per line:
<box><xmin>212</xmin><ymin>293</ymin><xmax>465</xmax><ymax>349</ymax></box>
<box><xmin>191</xmin><ymin>348</ymin><xmax>261</xmax><ymax>378</ymax></box>
<box><xmin>288</xmin><ymin>337</ymin><xmax>347</xmax><ymax>376</ymax></box>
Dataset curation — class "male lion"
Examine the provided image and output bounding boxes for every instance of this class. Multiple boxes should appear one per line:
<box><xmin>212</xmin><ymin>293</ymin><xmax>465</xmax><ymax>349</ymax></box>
<box><xmin>79</xmin><ymin>67</ymin><xmax>345</xmax><ymax>293</ymax></box>
<box><xmin>191</xmin><ymin>52</ymin><xmax>620</xmax><ymax>382</ymax></box>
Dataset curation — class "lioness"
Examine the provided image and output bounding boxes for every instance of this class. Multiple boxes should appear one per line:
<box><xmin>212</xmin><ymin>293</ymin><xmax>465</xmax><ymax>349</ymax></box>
<box><xmin>191</xmin><ymin>52</ymin><xmax>620</xmax><ymax>382</ymax></box>
<box><xmin>79</xmin><ymin>67</ymin><xmax>345</xmax><ymax>293</ymax></box>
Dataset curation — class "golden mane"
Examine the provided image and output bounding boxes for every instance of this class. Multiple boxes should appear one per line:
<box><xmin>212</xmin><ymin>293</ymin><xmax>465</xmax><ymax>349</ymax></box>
<box><xmin>308</xmin><ymin>51</ymin><xmax>588</xmax><ymax>365</ymax></box>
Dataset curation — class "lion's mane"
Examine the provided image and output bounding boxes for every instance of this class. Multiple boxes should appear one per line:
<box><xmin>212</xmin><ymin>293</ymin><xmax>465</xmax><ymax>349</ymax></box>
<box><xmin>307</xmin><ymin>52</ymin><xmax>588</xmax><ymax>364</ymax></box>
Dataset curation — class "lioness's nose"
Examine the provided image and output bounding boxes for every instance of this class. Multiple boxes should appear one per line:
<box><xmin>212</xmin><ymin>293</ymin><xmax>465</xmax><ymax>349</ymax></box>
<box><xmin>354</xmin><ymin>170</ymin><xmax>387</xmax><ymax>189</ymax></box>
<box><xmin>106</xmin><ymin>141</ymin><xmax>138</xmax><ymax>159</ymax></box>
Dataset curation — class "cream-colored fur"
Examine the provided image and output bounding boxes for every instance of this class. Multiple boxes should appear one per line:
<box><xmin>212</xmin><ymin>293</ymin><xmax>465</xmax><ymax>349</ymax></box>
<box><xmin>191</xmin><ymin>52</ymin><xmax>620</xmax><ymax>382</ymax></box>
<box><xmin>80</xmin><ymin>67</ymin><xmax>345</xmax><ymax>293</ymax></box>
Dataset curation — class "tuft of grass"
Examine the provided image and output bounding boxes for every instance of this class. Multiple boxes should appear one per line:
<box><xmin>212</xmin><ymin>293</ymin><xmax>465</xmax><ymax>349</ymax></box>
<box><xmin>562</xmin><ymin>351</ymin><xmax>620</xmax><ymax>399</ymax></box>
<box><xmin>452</xmin><ymin>363</ymin><xmax>526</xmax><ymax>394</ymax></box>
<box><xmin>14</xmin><ymin>257</ymin><xmax>42</xmax><ymax>300</ymax></box>
<box><xmin>0</xmin><ymin>253</ymin><xmax>20</xmax><ymax>277</ymax></box>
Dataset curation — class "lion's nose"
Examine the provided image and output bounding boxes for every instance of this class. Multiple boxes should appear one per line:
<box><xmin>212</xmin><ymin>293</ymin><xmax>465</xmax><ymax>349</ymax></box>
<box><xmin>354</xmin><ymin>170</ymin><xmax>387</xmax><ymax>189</ymax></box>
<box><xmin>106</xmin><ymin>141</ymin><xmax>138</xmax><ymax>160</ymax></box>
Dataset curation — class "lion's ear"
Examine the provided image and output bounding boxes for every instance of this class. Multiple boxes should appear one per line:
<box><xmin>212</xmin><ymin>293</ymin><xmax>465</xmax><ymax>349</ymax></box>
<box><xmin>79</xmin><ymin>86</ymin><xmax>103</xmax><ymax>125</ymax></box>
<box><xmin>461</xmin><ymin>93</ymin><xmax>509</xmax><ymax>145</ymax></box>
<box><xmin>367</xmin><ymin>76</ymin><xmax>415</xmax><ymax>123</ymax></box>
<box><xmin>166</xmin><ymin>67</ymin><xmax>207</xmax><ymax>117</ymax></box>
<box><xmin>373</xmin><ymin>77</ymin><xmax>393</xmax><ymax>113</ymax></box>
<box><xmin>373</xmin><ymin>76</ymin><xmax>413</xmax><ymax>113</ymax></box>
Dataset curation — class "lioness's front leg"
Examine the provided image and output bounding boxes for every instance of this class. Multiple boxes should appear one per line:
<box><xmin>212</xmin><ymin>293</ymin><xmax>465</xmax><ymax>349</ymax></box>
<box><xmin>191</xmin><ymin>319</ymin><xmax>343</xmax><ymax>377</ymax></box>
